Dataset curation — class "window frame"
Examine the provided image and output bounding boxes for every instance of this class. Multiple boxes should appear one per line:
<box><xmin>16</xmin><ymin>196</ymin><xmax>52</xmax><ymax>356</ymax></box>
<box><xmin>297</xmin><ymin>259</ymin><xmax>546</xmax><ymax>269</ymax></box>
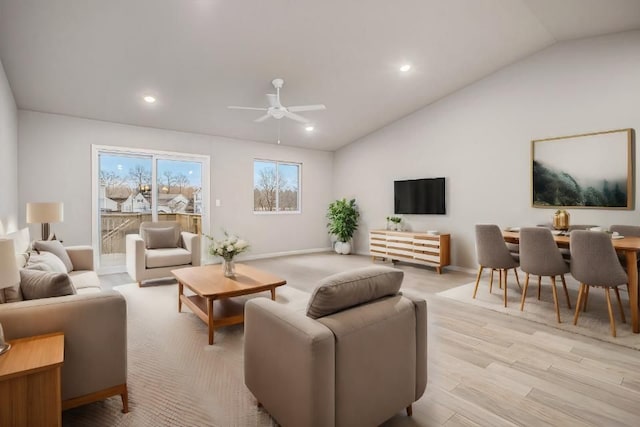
<box><xmin>253</xmin><ymin>158</ymin><xmax>302</xmax><ymax>215</ymax></box>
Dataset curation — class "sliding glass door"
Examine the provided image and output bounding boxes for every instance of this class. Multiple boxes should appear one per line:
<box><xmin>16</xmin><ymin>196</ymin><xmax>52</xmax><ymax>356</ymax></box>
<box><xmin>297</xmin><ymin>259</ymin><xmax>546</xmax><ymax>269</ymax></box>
<box><xmin>93</xmin><ymin>146</ymin><xmax>209</xmax><ymax>272</ymax></box>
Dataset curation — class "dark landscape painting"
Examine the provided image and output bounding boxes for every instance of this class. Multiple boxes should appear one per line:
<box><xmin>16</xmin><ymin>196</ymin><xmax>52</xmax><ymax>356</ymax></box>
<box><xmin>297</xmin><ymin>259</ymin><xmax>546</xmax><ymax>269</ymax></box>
<box><xmin>532</xmin><ymin>129</ymin><xmax>632</xmax><ymax>209</ymax></box>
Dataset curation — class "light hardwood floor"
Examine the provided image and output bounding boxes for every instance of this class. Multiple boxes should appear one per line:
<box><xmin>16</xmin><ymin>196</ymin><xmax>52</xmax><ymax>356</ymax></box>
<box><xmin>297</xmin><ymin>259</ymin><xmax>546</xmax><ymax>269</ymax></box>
<box><xmin>102</xmin><ymin>253</ymin><xmax>640</xmax><ymax>426</ymax></box>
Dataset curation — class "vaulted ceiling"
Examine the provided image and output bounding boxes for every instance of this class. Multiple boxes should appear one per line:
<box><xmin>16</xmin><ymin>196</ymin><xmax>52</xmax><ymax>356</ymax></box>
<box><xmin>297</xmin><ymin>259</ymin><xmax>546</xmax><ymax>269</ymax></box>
<box><xmin>1</xmin><ymin>0</ymin><xmax>639</xmax><ymax>150</ymax></box>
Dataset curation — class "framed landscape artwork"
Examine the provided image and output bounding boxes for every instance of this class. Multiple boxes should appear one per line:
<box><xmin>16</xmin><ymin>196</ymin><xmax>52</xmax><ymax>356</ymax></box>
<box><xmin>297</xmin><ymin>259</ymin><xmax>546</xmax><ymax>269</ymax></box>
<box><xmin>531</xmin><ymin>128</ymin><xmax>634</xmax><ymax>209</ymax></box>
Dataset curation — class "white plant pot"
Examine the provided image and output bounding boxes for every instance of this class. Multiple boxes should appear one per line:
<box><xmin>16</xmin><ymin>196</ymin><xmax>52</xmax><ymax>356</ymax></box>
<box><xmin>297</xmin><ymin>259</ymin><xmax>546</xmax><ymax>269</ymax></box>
<box><xmin>334</xmin><ymin>241</ymin><xmax>352</xmax><ymax>255</ymax></box>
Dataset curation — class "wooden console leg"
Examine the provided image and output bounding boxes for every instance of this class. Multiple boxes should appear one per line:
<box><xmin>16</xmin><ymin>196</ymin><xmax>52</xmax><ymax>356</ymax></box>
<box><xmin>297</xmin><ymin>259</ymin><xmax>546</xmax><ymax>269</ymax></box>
<box><xmin>121</xmin><ymin>384</ymin><xmax>129</xmax><ymax>413</ymax></box>
<box><xmin>406</xmin><ymin>404</ymin><xmax>413</xmax><ymax>416</ymax></box>
<box><xmin>137</xmin><ymin>281</ymin><xmax>142</xmax><ymax>287</ymax></box>
<box><xmin>436</xmin><ymin>267</ymin><xmax>442</xmax><ymax>274</ymax></box>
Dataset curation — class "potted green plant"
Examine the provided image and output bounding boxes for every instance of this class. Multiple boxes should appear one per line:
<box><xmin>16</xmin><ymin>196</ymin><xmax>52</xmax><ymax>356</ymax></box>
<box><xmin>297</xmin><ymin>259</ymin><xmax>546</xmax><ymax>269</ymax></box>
<box><xmin>386</xmin><ymin>216</ymin><xmax>402</xmax><ymax>231</ymax></box>
<box><xmin>327</xmin><ymin>198</ymin><xmax>360</xmax><ymax>254</ymax></box>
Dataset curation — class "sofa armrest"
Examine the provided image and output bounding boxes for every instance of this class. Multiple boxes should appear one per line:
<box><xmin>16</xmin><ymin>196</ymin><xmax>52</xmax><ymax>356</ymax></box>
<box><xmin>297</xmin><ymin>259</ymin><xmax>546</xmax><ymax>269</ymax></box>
<box><xmin>401</xmin><ymin>291</ymin><xmax>428</xmax><ymax>400</ymax></box>
<box><xmin>181</xmin><ymin>232</ymin><xmax>201</xmax><ymax>266</ymax></box>
<box><xmin>65</xmin><ymin>245</ymin><xmax>94</xmax><ymax>271</ymax></box>
<box><xmin>126</xmin><ymin>234</ymin><xmax>145</xmax><ymax>282</ymax></box>
<box><xmin>0</xmin><ymin>291</ymin><xmax>127</xmax><ymax>401</ymax></box>
<box><xmin>244</xmin><ymin>298</ymin><xmax>335</xmax><ymax>427</ymax></box>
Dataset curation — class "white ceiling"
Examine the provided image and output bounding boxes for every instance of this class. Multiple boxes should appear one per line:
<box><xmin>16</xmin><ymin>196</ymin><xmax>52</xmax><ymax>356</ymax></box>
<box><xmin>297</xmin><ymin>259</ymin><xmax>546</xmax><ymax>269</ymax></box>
<box><xmin>1</xmin><ymin>0</ymin><xmax>639</xmax><ymax>151</ymax></box>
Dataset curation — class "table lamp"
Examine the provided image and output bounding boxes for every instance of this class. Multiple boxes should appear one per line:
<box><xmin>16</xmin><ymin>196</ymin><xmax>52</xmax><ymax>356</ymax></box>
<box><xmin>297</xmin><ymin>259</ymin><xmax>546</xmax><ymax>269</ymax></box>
<box><xmin>0</xmin><ymin>238</ymin><xmax>20</xmax><ymax>355</ymax></box>
<box><xmin>26</xmin><ymin>202</ymin><xmax>64</xmax><ymax>240</ymax></box>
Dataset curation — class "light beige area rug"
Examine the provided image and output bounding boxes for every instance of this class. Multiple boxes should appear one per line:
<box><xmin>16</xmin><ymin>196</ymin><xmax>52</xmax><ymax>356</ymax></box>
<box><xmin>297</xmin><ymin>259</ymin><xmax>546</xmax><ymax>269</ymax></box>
<box><xmin>62</xmin><ymin>282</ymin><xmax>310</xmax><ymax>426</ymax></box>
<box><xmin>438</xmin><ymin>273</ymin><xmax>640</xmax><ymax>350</ymax></box>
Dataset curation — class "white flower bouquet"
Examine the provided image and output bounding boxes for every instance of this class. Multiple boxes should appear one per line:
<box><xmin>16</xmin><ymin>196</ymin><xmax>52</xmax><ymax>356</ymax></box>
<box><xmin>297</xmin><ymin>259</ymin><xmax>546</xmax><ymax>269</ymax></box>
<box><xmin>205</xmin><ymin>231</ymin><xmax>250</xmax><ymax>261</ymax></box>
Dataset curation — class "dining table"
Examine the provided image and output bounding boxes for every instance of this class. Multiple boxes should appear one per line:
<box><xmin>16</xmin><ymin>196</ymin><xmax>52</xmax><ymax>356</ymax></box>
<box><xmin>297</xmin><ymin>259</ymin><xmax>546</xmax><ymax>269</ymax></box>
<box><xmin>503</xmin><ymin>230</ymin><xmax>640</xmax><ymax>334</ymax></box>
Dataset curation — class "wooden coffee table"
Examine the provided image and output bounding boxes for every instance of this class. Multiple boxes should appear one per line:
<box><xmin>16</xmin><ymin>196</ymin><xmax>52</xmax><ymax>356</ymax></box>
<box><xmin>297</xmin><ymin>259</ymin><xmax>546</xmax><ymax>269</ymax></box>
<box><xmin>172</xmin><ymin>263</ymin><xmax>286</xmax><ymax>345</ymax></box>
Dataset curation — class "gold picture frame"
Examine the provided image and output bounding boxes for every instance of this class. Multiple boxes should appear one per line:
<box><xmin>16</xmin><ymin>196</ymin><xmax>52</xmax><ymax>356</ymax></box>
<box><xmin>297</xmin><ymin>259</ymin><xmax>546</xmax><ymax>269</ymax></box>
<box><xmin>531</xmin><ymin>128</ymin><xmax>634</xmax><ymax>209</ymax></box>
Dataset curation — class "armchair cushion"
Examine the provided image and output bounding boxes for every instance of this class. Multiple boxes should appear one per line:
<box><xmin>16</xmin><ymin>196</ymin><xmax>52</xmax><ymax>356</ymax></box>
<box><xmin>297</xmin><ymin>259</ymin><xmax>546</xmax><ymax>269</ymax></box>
<box><xmin>20</xmin><ymin>269</ymin><xmax>76</xmax><ymax>300</ymax></box>
<box><xmin>306</xmin><ymin>266</ymin><xmax>403</xmax><ymax>319</ymax></box>
<box><xmin>145</xmin><ymin>247</ymin><xmax>192</xmax><ymax>268</ymax></box>
<box><xmin>144</xmin><ymin>227</ymin><xmax>179</xmax><ymax>249</ymax></box>
<box><xmin>33</xmin><ymin>240</ymin><xmax>74</xmax><ymax>273</ymax></box>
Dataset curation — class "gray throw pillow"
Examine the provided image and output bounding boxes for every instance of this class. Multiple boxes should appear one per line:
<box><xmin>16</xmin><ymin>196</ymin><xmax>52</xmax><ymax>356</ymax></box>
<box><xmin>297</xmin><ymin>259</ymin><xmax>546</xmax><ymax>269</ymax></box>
<box><xmin>28</xmin><ymin>251</ymin><xmax>68</xmax><ymax>274</ymax></box>
<box><xmin>20</xmin><ymin>269</ymin><xmax>76</xmax><ymax>300</ymax></box>
<box><xmin>306</xmin><ymin>266</ymin><xmax>404</xmax><ymax>319</ymax></box>
<box><xmin>33</xmin><ymin>240</ymin><xmax>74</xmax><ymax>273</ymax></box>
<box><xmin>2</xmin><ymin>283</ymin><xmax>23</xmax><ymax>303</ymax></box>
<box><xmin>144</xmin><ymin>227</ymin><xmax>178</xmax><ymax>249</ymax></box>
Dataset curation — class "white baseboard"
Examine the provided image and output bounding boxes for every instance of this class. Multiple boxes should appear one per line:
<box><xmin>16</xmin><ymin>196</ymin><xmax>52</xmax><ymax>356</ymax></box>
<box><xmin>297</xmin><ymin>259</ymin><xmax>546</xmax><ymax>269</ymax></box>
<box><xmin>227</xmin><ymin>247</ymin><xmax>333</xmax><ymax>262</ymax></box>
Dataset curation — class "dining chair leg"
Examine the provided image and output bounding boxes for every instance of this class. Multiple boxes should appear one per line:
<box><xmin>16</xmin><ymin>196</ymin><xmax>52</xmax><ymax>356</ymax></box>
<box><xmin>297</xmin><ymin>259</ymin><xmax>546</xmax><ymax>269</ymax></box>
<box><xmin>560</xmin><ymin>275</ymin><xmax>572</xmax><ymax>309</ymax></box>
<box><xmin>472</xmin><ymin>265</ymin><xmax>484</xmax><ymax>299</ymax></box>
<box><xmin>503</xmin><ymin>269</ymin><xmax>508</xmax><ymax>307</ymax></box>
<box><xmin>550</xmin><ymin>276</ymin><xmax>561</xmax><ymax>323</ymax></box>
<box><xmin>520</xmin><ymin>273</ymin><xmax>530</xmax><ymax>311</ymax></box>
<box><xmin>583</xmin><ymin>286</ymin><xmax>590</xmax><ymax>312</ymax></box>
<box><xmin>499</xmin><ymin>269</ymin><xmax>503</xmax><ymax>289</ymax></box>
<box><xmin>514</xmin><ymin>268</ymin><xmax>522</xmax><ymax>290</ymax></box>
<box><xmin>489</xmin><ymin>268</ymin><xmax>494</xmax><ymax>293</ymax></box>
<box><xmin>573</xmin><ymin>284</ymin><xmax>585</xmax><ymax>326</ymax></box>
<box><xmin>614</xmin><ymin>286</ymin><xmax>626</xmax><ymax>324</ymax></box>
<box><xmin>604</xmin><ymin>287</ymin><xmax>617</xmax><ymax>337</ymax></box>
<box><xmin>537</xmin><ymin>276</ymin><xmax>542</xmax><ymax>300</ymax></box>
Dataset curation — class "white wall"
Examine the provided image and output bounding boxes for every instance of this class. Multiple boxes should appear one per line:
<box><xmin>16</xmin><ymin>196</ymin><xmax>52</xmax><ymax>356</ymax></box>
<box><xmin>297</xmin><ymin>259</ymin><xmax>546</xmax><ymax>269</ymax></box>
<box><xmin>18</xmin><ymin>111</ymin><xmax>333</xmax><ymax>257</ymax></box>
<box><xmin>0</xmin><ymin>59</ymin><xmax>18</xmax><ymax>235</ymax></box>
<box><xmin>334</xmin><ymin>31</ymin><xmax>640</xmax><ymax>269</ymax></box>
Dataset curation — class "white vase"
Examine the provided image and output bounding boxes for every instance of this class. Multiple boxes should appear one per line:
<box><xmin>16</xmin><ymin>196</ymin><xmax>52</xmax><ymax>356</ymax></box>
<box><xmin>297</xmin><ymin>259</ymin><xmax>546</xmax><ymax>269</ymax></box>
<box><xmin>334</xmin><ymin>241</ymin><xmax>351</xmax><ymax>255</ymax></box>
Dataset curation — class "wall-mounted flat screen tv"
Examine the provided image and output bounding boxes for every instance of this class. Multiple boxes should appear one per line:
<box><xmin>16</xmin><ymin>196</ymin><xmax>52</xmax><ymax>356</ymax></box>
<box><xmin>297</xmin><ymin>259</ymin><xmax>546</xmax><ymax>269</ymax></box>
<box><xmin>394</xmin><ymin>177</ymin><xmax>446</xmax><ymax>215</ymax></box>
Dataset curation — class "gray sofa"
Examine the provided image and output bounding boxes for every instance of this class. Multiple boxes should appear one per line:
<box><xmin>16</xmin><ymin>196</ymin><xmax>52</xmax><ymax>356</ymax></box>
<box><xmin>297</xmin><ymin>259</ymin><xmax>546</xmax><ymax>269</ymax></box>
<box><xmin>244</xmin><ymin>266</ymin><xmax>427</xmax><ymax>427</ymax></box>
<box><xmin>0</xmin><ymin>246</ymin><xmax>128</xmax><ymax>412</ymax></box>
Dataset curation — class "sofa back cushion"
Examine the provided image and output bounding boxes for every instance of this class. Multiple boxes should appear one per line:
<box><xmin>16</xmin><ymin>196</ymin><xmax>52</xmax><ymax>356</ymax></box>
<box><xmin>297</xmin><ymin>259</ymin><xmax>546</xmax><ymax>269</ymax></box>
<box><xmin>306</xmin><ymin>266</ymin><xmax>403</xmax><ymax>319</ymax></box>
<box><xmin>28</xmin><ymin>251</ymin><xmax>68</xmax><ymax>273</ymax></box>
<box><xmin>33</xmin><ymin>240</ymin><xmax>74</xmax><ymax>273</ymax></box>
<box><xmin>140</xmin><ymin>222</ymin><xmax>181</xmax><ymax>249</ymax></box>
<box><xmin>19</xmin><ymin>269</ymin><xmax>77</xmax><ymax>300</ymax></box>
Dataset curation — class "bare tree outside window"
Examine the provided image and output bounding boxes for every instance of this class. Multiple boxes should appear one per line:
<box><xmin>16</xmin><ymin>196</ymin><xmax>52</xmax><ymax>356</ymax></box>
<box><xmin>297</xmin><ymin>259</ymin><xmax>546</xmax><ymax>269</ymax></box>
<box><xmin>128</xmin><ymin>164</ymin><xmax>151</xmax><ymax>190</ymax></box>
<box><xmin>254</xmin><ymin>160</ymin><xmax>300</xmax><ymax>212</ymax></box>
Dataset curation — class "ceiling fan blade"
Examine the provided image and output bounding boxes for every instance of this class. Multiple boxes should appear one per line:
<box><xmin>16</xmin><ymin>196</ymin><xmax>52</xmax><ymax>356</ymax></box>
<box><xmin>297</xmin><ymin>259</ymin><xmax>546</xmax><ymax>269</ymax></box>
<box><xmin>266</xmin><ymin>94</ymin><xmax>279</xmax><ymax>108</ymax></box>
<box><xmin>254</xmin><ymin>114</ymin><xmax>271</xmax><ymax>123</ymax></box>
<box><xmin>228</xmin><ymin>106</ymin><xmax>268</xmax><ymax>111</ymax></box>
<box><xmin>282</xmin><ymin>110</ymin><xmax>310</xmax><ymax>124</ymax></box>
<box><xmin>287</xmin><ymin>104</ymin><xmax>326</xmax><ymax>112</ymax></box>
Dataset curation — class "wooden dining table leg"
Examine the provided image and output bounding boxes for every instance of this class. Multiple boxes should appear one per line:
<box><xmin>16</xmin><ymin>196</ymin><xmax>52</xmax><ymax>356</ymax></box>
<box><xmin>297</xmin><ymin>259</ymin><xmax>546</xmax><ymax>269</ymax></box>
<box><xmin>625</xmin><ymin>250</ymin><xmax>639</xmax><ymax>333</ymax></box>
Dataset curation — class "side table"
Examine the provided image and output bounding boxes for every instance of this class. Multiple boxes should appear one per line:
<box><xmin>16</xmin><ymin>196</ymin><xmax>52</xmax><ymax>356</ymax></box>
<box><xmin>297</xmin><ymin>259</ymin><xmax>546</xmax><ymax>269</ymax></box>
<box><xmin>0</xmin><ymin>332</ymin><xmax>65</xmax><ymax>426</ymax></box>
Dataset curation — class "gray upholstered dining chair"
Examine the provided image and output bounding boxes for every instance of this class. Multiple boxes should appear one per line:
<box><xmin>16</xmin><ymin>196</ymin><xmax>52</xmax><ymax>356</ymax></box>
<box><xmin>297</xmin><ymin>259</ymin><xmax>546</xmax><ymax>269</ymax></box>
<box><xmin>518</xmin><ymin>227</ymin><xmax>571</xmax><ymax>323</ymax></box>
<box><xmin>473</xmin><ymin>224</ymin><xmax>521</xmax><ymax>307</ymax></box>
<box><xmin>570</xmin><ymin>230</ymin><xmax>628</xmax><ymax>337</ymax></box>
<box><xmin>610</xmin><ymin>224</ymin><xmax>640</xmax><ymax>272</ymax></box>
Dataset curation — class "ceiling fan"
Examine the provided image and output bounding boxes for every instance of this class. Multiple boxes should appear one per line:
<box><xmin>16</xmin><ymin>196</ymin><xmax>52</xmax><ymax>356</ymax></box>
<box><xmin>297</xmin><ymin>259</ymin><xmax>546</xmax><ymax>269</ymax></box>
<box><xmin>228</xmin><ymin>78</ymin><xmax>326</xmax><ymax>124</ymax></box>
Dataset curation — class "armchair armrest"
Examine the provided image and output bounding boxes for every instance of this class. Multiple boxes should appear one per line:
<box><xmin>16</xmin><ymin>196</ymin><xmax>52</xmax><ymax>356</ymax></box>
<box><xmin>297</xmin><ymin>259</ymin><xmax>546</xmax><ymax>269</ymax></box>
<box><xmin>0</xmin><ymin>291</ymin><xmax>127</xmax><ymax>401</ymax></box>
<box><xmin>65</xmin><ymin>245</ymin><xmax>94</xmax><ymax>271</ymax></box>
<box><xmin>126</xmin><ymin>234</ymin><xmax>145</xmax><ymax>282</ymax></box>
<box><xmin>401</xmin><ymin>291</ymin><xmax>428</xmax><ymax>400</ymax></box>
<box><xmin>181</xmin><ymin>231</ymin><xmax>201</xmax><ymax>266</ymax></box>
<box><xmin>244</xmin><ymin>298</ymin><xmax>335</xmax><ymax>427</ymax></box>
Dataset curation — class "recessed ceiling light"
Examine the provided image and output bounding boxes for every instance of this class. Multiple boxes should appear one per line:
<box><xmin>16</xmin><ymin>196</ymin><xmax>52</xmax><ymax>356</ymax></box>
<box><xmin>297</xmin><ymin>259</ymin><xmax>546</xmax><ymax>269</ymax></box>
<box><xmin>305</xmin><ymin>125</ymin><xmax>314</xmax><ymax>132</ymax></box>
<box><xmin>400</xmin><ymin>64</ymin><xmax>411</xmax><ymax>72</ymax></box>
<box><xmin>143</xmin><ymin>95</ymin><xmax>156</xmax><ymax>103</ymax></box>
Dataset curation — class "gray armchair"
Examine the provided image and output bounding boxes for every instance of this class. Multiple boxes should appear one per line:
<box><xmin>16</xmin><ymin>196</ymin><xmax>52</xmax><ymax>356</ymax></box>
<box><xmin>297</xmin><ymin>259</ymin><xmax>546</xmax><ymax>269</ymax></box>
<box><xmin>244</xmin><ymin>266</ymin><xmax>427</xmax><ymax>427</ymax></box>
<box><xmin>126</xmin><ymin>221</ymin><xmax>200</xmax><ymax>286</ymax></box>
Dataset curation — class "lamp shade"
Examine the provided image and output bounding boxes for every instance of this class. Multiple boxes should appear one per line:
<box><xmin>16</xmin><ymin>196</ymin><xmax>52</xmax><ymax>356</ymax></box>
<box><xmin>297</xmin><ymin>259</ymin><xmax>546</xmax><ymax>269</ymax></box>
<box><xmin>26</xmin><ymin>202</ymin><xmax>64</xmax><ymax>224</ymax></box>
<box><xmin>0</xmin><ymin>238</ymin><xmax>20</xmax><ymax>290</ymax></box>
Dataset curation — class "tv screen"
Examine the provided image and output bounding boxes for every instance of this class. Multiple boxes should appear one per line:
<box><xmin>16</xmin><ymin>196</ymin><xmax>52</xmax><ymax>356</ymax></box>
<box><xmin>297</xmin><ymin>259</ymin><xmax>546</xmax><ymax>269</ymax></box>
<box><xmin>394</xmin><ymin>177</ymin><xmax>446</xmax><ymax>215</ymax></box>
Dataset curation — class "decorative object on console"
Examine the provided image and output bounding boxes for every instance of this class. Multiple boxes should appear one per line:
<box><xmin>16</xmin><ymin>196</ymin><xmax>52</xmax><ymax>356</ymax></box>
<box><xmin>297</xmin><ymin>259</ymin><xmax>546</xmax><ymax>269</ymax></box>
<box><xmin>386</xmin><ymin>216</ymin><xmax>403</xmax><ymax>231</ymax></box>
<box><xmin>26</xmin><ymin>202</ymin><xmax>64</xmax><ymax>240</ymax></box>
<box><xmin>532</xmin><ymin>128</ymin><xmax>633</xmax><ymax>209</ymax></box>
<box><xmin>327</xmin><ymin>198</ymin><xmax>359</xmax><ymax>255</ymax></box>
<box><xmin>205</xmin><ymin>231</ymin><xmax>250</xmax><ymax>277</ymax></box>
<box><xmin>0</xmin><ymin>238</ymin><xmax>20</xmax><ymax>355</ymax></box>
<box><xmin>552</xmin><ymin>209</ymin><xmax>570</xmax><ymax>231</ymax></box>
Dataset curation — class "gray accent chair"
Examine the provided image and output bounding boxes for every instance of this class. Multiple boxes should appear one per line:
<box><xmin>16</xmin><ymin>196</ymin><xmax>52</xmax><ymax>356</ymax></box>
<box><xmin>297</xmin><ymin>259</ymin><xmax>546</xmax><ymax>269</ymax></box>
<box><xmin>126</xmin><ymin>221</ymin><xmax>201</xmax><ymax>286</ymax></box>
<box><xmin>244</xmin><ymin>266</ymin><xmax>427</xmax><ymax>427</ymax></box>
<box><xmin>570</xmin><ymin>230</ymin><xmax>628</xmax><ymax>337</ymax></box>
<box><xmin>518</xmin><ymin>227</ymin><xmax>571</xmax><ymax>322</ymax></box>
<box><xmin>610</xmin><ymin>225</ymin><xmax>640</xmax><ymax>270</ymax></box>
<box><xmin>473</xmin><ymin>224</ymin><xmax>521</xmax><ymax>307</ymax></box>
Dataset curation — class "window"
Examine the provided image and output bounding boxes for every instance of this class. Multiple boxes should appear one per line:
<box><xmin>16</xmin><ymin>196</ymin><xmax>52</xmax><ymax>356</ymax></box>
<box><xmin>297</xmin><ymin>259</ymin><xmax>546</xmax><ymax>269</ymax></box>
<box><xmin>253</xmin><ymin>160</ymin><xmax>301</xmax><ymax>213</ymax></box>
